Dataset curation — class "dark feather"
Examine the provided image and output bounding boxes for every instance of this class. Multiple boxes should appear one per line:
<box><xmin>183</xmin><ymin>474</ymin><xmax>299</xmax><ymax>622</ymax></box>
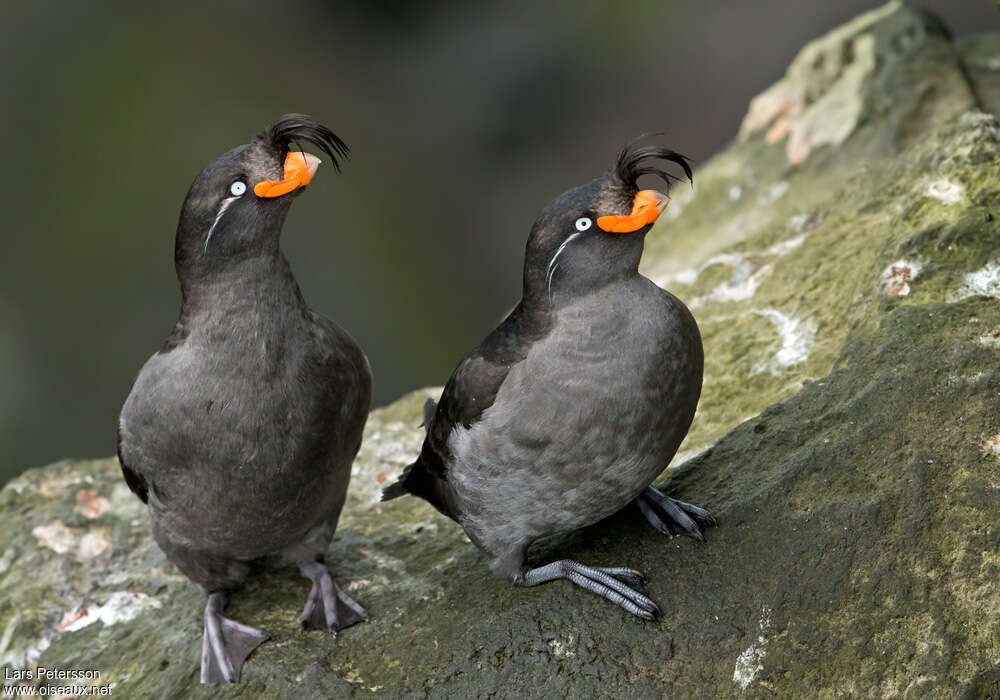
<box><xmin>260</xmin><ymin>113</ymin><xmax>350</xmax><ymax>172</ymax></box>
<box><xmin>613</xmin><ymin>142</ymin><xmax>693</xmax><ymax>192</ymax></box>
<box><xmin>117</xmin><ymin>429</ymin><xmax>148</xmax><ymax>504</ymax></box>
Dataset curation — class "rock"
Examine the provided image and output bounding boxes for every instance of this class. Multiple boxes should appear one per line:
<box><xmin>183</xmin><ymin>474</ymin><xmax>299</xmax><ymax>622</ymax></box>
<box><xmin>3</xmin><ymin>3</ymin><xmax>1000</xmax><ymax>697</ymax></box>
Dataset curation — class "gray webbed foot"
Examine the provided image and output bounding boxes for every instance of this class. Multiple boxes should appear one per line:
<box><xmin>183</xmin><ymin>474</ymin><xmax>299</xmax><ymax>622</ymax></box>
<box><xmin>200</xmin><ymin>592</ymin><xmax>270</xmax><ymax>684</ymax></box>
<box><xmin>636</xmin><ymin>486</ymin><xmax>717</xmax><ymax>540</ymax></box>
<box><xmin>514</xmin><ymin>560</ymin><xmax>660</xmax><ymax>620</ymax></box>
<box><xmin>298</xmin><ymin>561</ymin><xmax>368</xmax><ymax>633</ymax></box>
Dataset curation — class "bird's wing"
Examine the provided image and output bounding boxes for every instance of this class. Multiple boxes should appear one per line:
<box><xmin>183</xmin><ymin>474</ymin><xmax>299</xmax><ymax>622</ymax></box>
<box><xmin>383</xmin><ymin>301</ymin><xmax>551</xmax><ymax>515</ymax></box>
<box><xmin>426</xmin><ymin>301</ymin><xmax>547</xmax><ymax>457</ymax></box>
<box><xmin>308</xmin><ymin>311</ymin><xmax>373</xmax><ymax>417</ymax></box>
<box><xmin>116</xmin><ymin>424</ymin><xmax>148</xmax><ymax>504</ymax></box>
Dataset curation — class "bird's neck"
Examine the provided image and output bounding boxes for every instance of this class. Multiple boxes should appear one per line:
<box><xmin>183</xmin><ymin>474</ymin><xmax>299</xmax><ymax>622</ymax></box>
<box><xmin>178</xmin><ymin>252</ymin><xmax>306</xmax><ymax>321</ymax></box>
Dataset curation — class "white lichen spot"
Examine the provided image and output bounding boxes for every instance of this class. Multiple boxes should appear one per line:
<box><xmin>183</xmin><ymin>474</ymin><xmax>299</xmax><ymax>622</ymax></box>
<box><xmin>926</xmin><ymin>179</ymin><xmax>964</xmax><ymax>206</ymax></box>
<box><xmin>955</xmin><ymin>260</ymin><xmax>1000</xmax><ymax>299</ymax></box>
<box><xmin>728</xmin><ymin>185</ymin><xmax>743</xmax><ymax>202</ymax></box>
<box><xmin>733</xmin><ymin>607</ymin><xmax>773</xmax><ymax>690</ymax></box>
<box><xmin>547</xmin><ymin>634</ymin><xmax>576</xmax><ymax>658</ymax></box>
<box><xmin>758</xmin><ymin>181</ymin><xmax>789</xmax><ymax>206</ymax></box>
<box><xmin>77</xmin><ymin>531</ymin><xmax>110</xmax><ymax>559</ymax></box>
<box><xmin>61</xmin><ymin>592</ymin><xmax>161</xmax><ymax>633</ymax></box>
<box><xmin>657</xmin><ymin>229</ymin><xmax>804</xmax><ymax>296</ymax></box>
<box><xmin>31</xmin><ymin>521</ymin><xmax>110</xmax><ymax>560</ymax></box>
<box><xmin>979</xmin><ymin>434</ymin><xmax>1000</xmax><ymax>458</ymax></box>
<box><xmin>0</xmin><ymin>615</ymin><xmax>51</xmax><ymax>671</ymax></box>
<box><xmin>752</xmin><ymin>309</ymin><xmax>817</xmax><ymax>374</ymax></box>
<box><xmin>788</xmin><ymin>213</ymin><xmax>813</xmax><ymax>233</ymax></box>
<box><xmin>978</xmin><ymin>331</ymin><xmax>1000</xmax><ymax>347</ymax></box>
<box><xmin>702</xmin><ymin>265</ymin><xmax>773</xmax><ymax>305</ymax></box>
<box><xmin>32</xmin><ymin>521</ymin><xmax>77</xmax><ymax>555</ymax></box>
<box><xmin>946</xmin><ymin>371</ymin><xmax>984</xmax><ymax>388</ymax></box>
<box><xmin>676</xmin><ymin>253</ymin><xmax>773</xmax><ymax>307</ymax></box>
<box><xmin>765</xmin><ymin>233</ymin><xmax>807</xmax><ymax>256</ymax></box>
<box><xmin>669</xmin><ymin>268</ymin><xmax>700</xmax><ymax>286</ymax></box>
<box><xmin>881</xmin><ymin>259</ymin><xmax>923</xmax><ymax>297</ymax></box>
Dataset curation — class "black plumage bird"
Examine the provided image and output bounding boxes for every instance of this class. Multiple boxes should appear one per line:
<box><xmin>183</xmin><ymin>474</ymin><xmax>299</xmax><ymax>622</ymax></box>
<box><xmin>117</xmin><ymin>114</ymin><xmax>371</xmax><ymax>683</ymax></box>
<box><xmin>383</xmin><ymin>141</ymin><xmax>714</xmax><ymax>619</ymax></box>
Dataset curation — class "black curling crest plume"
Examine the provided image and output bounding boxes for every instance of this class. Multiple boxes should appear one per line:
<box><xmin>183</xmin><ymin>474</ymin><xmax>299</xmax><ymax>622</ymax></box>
<box><xmin>260</xmin><ymin>113</ymin><xmax>350</xmax><ymax>170</ymax></box>
<box><xmin>612</xmin><ymin>142</ymin><xmax>693</xmax><ymax>192</ymax></box>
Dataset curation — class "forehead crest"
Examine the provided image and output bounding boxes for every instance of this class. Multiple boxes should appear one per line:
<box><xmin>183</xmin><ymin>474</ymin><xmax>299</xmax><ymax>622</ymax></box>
<box><xmin>598</xmin><ymin>141</ymin><xmax>693</xmax><ymax>213</ymax></box>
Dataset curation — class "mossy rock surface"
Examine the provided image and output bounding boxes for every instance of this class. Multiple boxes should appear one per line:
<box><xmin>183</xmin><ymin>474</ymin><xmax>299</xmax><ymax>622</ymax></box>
<box><xmin>3</xmin><ymin>4</ymin><xmax>1000</xmax><ymax>697</ymax></box>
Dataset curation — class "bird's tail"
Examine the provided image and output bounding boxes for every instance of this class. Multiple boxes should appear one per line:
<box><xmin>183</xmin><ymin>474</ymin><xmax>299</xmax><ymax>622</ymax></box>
<box><xmin>382</xmin><ymin>397</ymin><xmax>438</xmax><ymax>502</ymax></box>
<box><xmin>419</xmin><ymin>397</ymin><xmax>436</xmax><ymax>431</ymax></box>
<box><xmin>381</xmin><ymin>461</ymin><xmax>417</xmax><ymax>501</ymax></box>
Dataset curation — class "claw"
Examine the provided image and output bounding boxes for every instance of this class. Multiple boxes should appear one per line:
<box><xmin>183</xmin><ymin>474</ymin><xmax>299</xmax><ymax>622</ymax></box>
<box><xmin>637</xmin><ymin>487</ymin><xmax>716</xmax><ymax>540</ymax></box>
<box><xmin>298</xmin><ymin>561</ymin><xmax>368</xmax><ymax>633</ymax></box>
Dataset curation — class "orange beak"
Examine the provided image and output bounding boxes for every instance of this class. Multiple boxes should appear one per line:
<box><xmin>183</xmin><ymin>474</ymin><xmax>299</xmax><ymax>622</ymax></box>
<box><xmin>596</xmin><ymin>189</ymin><xmax>669</xmax><ymax>233</ymax></box>
<box><xmin>254</xmin><ymin>151</ymin><xmax>322</xmax><ymax>198</ymax></box>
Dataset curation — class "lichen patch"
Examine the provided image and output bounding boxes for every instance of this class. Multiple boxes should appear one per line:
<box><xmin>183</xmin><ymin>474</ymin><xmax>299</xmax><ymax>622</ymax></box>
<box><xmin>77</xmin><ymin>531</ymin><xmax>110</xmax><ymax>559</ymax></box>
<box><xmin>74</xmin><ymin>489</ymin><xmax>110</xmax><ymax>519</ymax></box>
<box><xmin>765</xmin><ymin>233</ymin><xmax>807</xmax><ymax>256</ymax></box>
<box><xmin>925</xmin><ymin>179</ymin><xmax>964</xmax><ymax>206</ymax></box>
<box><xmin>980</xmin><ymin>434</ymin><xmax>1000</xmax><ymax>458</ymax></box>
<box><xmin>758</xmin><ymin>181</ymin><xmax>789</xmax><ymax>206</ymax></box>
<box><xmin>733</xmin><ymin>607</ymin><xmax>773</xmax><ymax>690</ymax></box>
<box><xmin>61</xmin><ymin>592</ymin><xmax>162</xmax><ymax>633</ymax></box>
<box><xmin>752</xmin><ymin>309</ymin><xmax>817</xmax><ymax>374</ymax></box>
<box><xmin>31</xmin><ymin>521</ymin><xmax>76</xmax><ymax>555</ymax></box>
<box><xmin>881</xmin><ymin>259</ymin><xmax>923</xmax><ymax>297</ymax></box>
<box><xmin>955</xmin><ymin>260</ymin><xmax>1000</xmax><ymax>299</ymax></box>
<box><xmin>978</xmin><ymin>330</ymin><xmax>1000</xmax><ymax>347</ymax></box>
<box><xmin>738</xmin><ymin>2</ymin><xmax>893</xmax><ymax>163</ymax></box>
<box><xmin>695</xmin><ymin>265</ymin><xmax>773</xmax><ymax>307</ymax></box>
<box><xmin>31</xmin><ymin>521</ymin><xmax>109</xmax><ymax>560</ymax></box>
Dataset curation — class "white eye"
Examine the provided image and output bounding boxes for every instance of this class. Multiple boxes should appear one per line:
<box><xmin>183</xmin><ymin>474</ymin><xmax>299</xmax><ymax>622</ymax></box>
<box><xmin>575</xmin><ymin>217</ymin><xmax>592</xmax><ymax>232</ymax></box>
<box><xmin>229</xmin><ymin>181</ymin><xmax>247</xmax><ymax>197</ymax></box>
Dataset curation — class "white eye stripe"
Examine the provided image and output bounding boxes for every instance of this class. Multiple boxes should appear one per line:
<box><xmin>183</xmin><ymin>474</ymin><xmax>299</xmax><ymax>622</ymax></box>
<box><xmin>545</xmin><ymin>231</ymin><xmax>582</xmax><ymax>301</ymax></box>
<box><xmin>575</xmin><ymin>217</ymin><xmax>592</xmax><ymax>231</ymax></box>
<box><xmin>229</xmin><ymin>181</ymin><xmax>247</xmax><ymax>196</ymax></box>
<box><xmin>204</xmin><ymin>196</ymin><xmax>238</xmax><ymax>252</ymax></box>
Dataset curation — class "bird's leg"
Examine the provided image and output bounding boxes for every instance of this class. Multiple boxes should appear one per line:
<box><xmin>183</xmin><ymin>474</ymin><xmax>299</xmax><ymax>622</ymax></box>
<box><xmin>513</xmin><ymin>560</ymin><xmax>660</xmax><ymax>620</ymax></box>
<box><xmin>298</xmin><ymin>561</ymin><xmax>368</xmax><ymax>633</ymax></box>
<box><xmin>200</xmin><ymin>592</ymin><xmax>269</xmax><ymax>684</ymax></box>
<box><xmin>635</xmin><ymin>486</ymin><xmax>717</xmax><ymax>540</ymax></box>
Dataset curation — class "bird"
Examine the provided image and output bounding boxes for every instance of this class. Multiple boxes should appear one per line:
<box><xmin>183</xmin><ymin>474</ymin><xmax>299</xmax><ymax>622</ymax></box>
<box><xmin>117</xmin><ymin>114</ymin><xmax>372</xmax><ymax>683</ymax></box>
<box><xmin>383</xmin><ymin>140</ymin><xmax>714</xmax><ymax>619</ymax></box>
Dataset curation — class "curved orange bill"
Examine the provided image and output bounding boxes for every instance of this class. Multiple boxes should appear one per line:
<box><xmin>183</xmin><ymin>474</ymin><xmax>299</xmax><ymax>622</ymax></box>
<box><xmin>596</xmin><ymin>189</ymin><xmax>669</xmax><ymax>233</ymax></box>
<box><xmin>254</xmin><ymin>151</ymin><xmax>322</xmax><ymax>198</ymax></box>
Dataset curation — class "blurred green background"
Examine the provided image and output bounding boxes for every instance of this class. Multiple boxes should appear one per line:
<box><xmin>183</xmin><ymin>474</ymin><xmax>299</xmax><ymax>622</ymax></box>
<box><xmin>1</xmin><ymin>1</ymin><xmax>994</xmax><ymax>483</ymax></box>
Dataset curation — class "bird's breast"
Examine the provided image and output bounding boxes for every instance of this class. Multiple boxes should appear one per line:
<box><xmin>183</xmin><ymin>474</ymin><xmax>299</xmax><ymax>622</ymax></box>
<box><xmin>446</xmin><ymin>281</ymin><xmax>702</xmax><ymax>544</ymax></box>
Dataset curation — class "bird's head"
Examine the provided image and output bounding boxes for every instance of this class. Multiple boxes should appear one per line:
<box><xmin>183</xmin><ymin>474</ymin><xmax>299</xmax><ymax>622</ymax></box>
<box><xmin>524</xmin><ymin>140</ymin><xmax>692</xmax><ymax>306</ymax></box>
<box><xmin>174</xmin><ymin>113</ymin><xmax>348</xmax><ymax>280</ymax></box>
